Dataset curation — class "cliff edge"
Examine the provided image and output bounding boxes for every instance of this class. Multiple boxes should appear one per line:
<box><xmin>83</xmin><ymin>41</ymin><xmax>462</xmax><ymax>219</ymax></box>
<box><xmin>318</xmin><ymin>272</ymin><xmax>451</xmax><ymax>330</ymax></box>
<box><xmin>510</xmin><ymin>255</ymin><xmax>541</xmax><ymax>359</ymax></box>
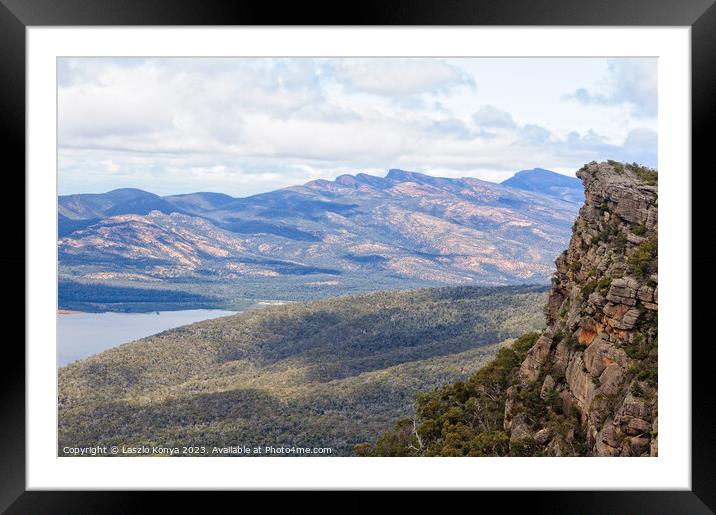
<box><xmin>506</xmin><ymin>160</ymin><xmax>658</xmax><ymax>456</ymax></box>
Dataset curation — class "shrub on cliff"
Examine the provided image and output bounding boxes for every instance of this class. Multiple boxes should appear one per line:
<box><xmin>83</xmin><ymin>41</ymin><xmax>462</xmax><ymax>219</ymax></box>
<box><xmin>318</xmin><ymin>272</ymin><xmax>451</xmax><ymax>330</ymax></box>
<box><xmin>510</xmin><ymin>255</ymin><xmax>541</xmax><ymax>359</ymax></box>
<box><xmin>628</xmin><ymin>236</ymin><xmax>657</xmax><ymax>278</ymax></box>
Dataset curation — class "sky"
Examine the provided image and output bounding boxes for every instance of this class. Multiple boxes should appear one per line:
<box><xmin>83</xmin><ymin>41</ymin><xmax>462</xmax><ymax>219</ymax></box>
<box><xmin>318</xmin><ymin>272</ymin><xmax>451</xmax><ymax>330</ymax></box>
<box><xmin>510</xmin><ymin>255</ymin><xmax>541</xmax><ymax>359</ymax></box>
<box><xmin>58</xmin><ymin>57</ymin><xmax>657</xmax><ymax>196</ymax></box>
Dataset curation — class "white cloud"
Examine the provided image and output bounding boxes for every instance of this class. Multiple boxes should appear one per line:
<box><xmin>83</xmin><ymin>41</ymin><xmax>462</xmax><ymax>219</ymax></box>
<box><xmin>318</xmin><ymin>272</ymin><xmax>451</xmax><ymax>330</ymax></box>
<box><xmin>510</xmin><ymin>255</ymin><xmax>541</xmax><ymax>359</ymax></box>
<box><xmin>58</xmin><ymin>57</ymin><xmax>658</xmax><ymax>196</ymax></box>
<box><xmin>519</xmin><ymin>124</ymin><xmax>554</xmax><ymax>145</ymax></box>
<box><xmin>472</xmin><ymin>105</ymin><xmax>516</xmax><ymax>129</ymax></box>
<box><xmin>101</xmin><ymin>159</ymin><xmax>121</xmax><ymax>173</ymax></box>
<box><xmin>564</xmin><ymin>59</ymin><xmax>657</xmax><ymax>118</ymax></box>
<box><xmin>331</xmin><ymin>58</ymin><xmax>475</xmax><ymax>97</ymax></box>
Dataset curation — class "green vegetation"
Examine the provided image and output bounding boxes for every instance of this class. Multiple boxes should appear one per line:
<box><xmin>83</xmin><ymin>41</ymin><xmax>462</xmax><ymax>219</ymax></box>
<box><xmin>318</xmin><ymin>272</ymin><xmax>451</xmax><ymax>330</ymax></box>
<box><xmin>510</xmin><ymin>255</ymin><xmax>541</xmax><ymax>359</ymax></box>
<box><xmin>631</xmin><ymin>224</ymin><xmax>647</xmax><ymax>236</ymax></box>
<box><xmin>355</xmin><ymin>332</ymin><xmax>540</xmax><ymax>456</ymax></box>
<box><xmin>607</xmin><ymin>160</ymin><xmax>657</xmax><ymax>186</ymax></box>
<box><xmin>614</xmin><ymin>232</ymin><xmax>628</xmax><ymax>254</ymax></box>
<box><xmin>58</xmin><ymin>281</ymin><xmax>222</xmax><ymax>312</ymax></box>
<box><xmin>607</xmin><ymin>160</ymin><xmax>625</xmax><ymax>173</ymax></box>
<box><xmin>591</xmin><ymin>217</ymin><xmax>629</xmax><ymax>254</ymax></box>
<box><xmin>628</xmin><ymin>236</ymin><xmax>658</xmax><ymax>278</ymax></box>
<box><xmin>624</xmin><ymin>316</ymin><xmax>658</xmax><ymax>390</ymax></box>
<box><xmin>581</xmin><ymin>277</ymin><xmax>612</xmax><ymax>300</ymax></box>
<box><xmin>630</xmin><ymin>382</ymin><xmax>645</xmax><ymax>398</ymax></box>
<box><xmin>58</xmin><ymin>274</ymin><xmax>456</xmax><ymax>312</ymax></box>
<box><xmin>58</xmin><ymin>267</ymin><xmax>553</xmax><ymax>313</ymax></box>
<box><xmin>597</xmin><ymin>277</ymin><xmax>612</xmax><ymax>294</ymax></box>
<box><xmin>559</xmin><ymin>299</ymin><xmax>570</xmax><ymax>317</ymax></box>
<box><xmin>552</xmin><ymin>329</ymin><xmax>565</xmax><ymax>344</ymax></box>
<box><xmin>591</xmin><ymin>220</ymin><xmax>617</xmax><ymax>246</ymax></box>
<box><xmin>626</xmin><ymin>162</ymin><xmax>658</xmax><ymax>186</ymax></box>
<box><xmin>58</xmin><ymin>286</ymin><xmax>547</xmax><ymax>456</ymax></box>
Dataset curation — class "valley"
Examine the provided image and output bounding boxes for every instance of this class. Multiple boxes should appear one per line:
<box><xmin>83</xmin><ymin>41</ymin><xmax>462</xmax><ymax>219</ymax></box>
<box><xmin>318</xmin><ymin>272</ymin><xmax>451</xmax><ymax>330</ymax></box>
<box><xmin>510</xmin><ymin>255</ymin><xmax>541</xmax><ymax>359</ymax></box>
<box><xmin>58</xmin><ymin>285</ymin><xmax>547</xmax><ymax>456</ymax></box>
<box><xmin>57</xmin><ymin>161</ymin><xmax>658</xmax><ymax>458</ymax></box>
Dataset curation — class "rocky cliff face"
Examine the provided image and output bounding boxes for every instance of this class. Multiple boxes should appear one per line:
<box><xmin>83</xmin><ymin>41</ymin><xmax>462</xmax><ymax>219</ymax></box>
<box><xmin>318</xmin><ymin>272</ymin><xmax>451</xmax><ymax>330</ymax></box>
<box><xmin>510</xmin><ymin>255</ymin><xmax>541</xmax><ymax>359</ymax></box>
<box><xmin>505</xmin><ymin>161</ymin><xmax>658</xmax><ymax>456</ymax></box>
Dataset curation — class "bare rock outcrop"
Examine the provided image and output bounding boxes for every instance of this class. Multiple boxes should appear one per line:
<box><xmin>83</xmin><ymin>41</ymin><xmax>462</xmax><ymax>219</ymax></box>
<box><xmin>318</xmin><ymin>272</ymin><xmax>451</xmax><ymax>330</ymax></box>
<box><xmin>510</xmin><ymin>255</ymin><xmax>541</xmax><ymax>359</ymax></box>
<box><xmin>504</xmin><ymin>161</ymin><xmax>658</xmax><ymax>456</ymax></box>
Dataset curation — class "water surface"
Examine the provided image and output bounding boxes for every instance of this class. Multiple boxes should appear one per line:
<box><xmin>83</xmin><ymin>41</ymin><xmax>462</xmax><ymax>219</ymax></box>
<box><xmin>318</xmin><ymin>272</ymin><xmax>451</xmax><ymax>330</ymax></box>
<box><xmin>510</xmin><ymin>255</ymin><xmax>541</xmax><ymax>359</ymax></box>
<box><xmin>57</xmin><ymin>309</ymin><xmax>236</xmax><ymax>367</ymax></box>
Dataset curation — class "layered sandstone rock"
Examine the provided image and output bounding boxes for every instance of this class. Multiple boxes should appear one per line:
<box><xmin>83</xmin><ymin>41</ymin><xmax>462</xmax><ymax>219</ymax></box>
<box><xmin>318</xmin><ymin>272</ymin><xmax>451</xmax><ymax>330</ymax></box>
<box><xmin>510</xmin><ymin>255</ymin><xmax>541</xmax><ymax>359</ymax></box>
<box><xmin>505</xmin><ymin>161</ymin><xmax>658</xmax><ymax>456</ymax></box>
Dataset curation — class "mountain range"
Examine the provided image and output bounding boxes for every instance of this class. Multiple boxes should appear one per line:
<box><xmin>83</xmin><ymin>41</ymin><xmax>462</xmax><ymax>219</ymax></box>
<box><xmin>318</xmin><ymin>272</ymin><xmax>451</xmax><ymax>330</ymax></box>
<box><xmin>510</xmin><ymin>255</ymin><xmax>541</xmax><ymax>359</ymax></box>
<box><xmin>58</xmin><ymin>168</ymin><xmax>583</xmax><ymax>306</ymax></box>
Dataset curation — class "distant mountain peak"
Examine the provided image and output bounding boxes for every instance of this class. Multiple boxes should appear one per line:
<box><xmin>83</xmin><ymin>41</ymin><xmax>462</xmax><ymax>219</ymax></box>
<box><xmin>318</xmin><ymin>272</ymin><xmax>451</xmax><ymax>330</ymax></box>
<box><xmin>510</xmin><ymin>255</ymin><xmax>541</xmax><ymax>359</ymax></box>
<box><xmin>327</xmin><ymin>170</ymin><xmax>434</xmax><ymax>189</ymax></box>
<box><xmin>386</xmin><ymin>169</ymin><xmax>429</xmax><ymax>182</ymax></box>
<box><xmin>355</xmin><ymin>173</ymin><xmax>390</xmax><ymax>189</ymax></box>
<box><xmin>106</xmin><ymin>187</ymin><xmax>155</xmax><ymax>195</ymax></box>
<box><xmin>102</xmin><ymin>188</ymin><xmax>161</xmax><ymax>202</ymax></box>
<box><xmin>504</xmin><ymin>168</ymin><xmax>580</xmax><ymax>186</ymax></box>
<box><xmin>518</xmin><ymin>167</ymin><xmax>551</xmax><ymax>173</ymax></box>
<box><xmin>502</xmin><ymin>168</ymin><xmax>583</xmax><ymax>203</ymax></box>
<box><xmin>334</xmin><ymin>174</ymin><xmax>361</xmax><ymax>186</ymax></box>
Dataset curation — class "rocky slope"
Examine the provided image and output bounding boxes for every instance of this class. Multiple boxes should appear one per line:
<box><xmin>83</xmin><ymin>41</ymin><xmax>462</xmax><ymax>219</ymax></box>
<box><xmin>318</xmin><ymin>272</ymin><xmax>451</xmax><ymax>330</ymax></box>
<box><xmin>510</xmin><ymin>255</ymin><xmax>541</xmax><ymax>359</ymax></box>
<box><xmin>506</xmin><ymin>160</ymin><xmax>658</xmax><ymax>456</ymax></box>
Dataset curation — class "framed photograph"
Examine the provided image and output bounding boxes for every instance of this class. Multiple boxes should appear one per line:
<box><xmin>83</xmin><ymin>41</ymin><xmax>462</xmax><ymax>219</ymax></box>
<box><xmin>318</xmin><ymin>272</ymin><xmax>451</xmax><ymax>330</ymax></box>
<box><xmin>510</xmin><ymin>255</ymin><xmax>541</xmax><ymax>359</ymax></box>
<box><xmin>3</xmin><ymin>0</ymin><xmax>713</xmax><ymax>509</ymax></box>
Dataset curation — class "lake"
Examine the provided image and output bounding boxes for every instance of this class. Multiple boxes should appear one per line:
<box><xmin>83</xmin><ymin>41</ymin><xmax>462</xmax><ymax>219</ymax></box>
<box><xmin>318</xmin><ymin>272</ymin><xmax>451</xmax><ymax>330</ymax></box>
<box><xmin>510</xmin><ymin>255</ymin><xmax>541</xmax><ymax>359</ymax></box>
<box><xmin>57</xmin><ymin>309</ymin><xmax>237</xmax><ymax>367</ymax></box>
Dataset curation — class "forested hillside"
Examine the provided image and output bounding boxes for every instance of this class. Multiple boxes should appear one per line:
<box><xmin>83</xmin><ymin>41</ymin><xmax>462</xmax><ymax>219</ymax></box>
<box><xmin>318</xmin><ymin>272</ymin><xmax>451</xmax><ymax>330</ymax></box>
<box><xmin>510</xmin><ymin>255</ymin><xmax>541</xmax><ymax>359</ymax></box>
<box><xmin>59</xmin><ymin>285</ymin><xmax>547</xmax><ymax>456</ymax></box>
<box><xmin>355</xmin><ymin>332</ymin><xmax>543</xmax><ymax>456</ymax></box>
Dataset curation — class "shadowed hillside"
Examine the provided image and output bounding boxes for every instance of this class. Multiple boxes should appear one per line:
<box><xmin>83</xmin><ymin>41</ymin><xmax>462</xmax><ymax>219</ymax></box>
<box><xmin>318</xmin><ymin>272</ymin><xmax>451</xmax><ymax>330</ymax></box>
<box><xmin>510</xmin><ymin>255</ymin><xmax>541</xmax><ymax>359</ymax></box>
<box><xmin>58</xmin><ymin>285</ymin><xmax>547</xmax><ymax>456</ymax></box>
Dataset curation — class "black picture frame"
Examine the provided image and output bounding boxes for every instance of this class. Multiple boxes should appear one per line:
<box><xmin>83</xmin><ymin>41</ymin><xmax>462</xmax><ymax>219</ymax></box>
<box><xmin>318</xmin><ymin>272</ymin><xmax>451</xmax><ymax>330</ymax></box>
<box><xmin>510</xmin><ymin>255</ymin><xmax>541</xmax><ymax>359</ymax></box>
<box><xmin>1</xmin><ymin>0</ymin><xmax>713</xmax><ymax>510</ymax></box>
